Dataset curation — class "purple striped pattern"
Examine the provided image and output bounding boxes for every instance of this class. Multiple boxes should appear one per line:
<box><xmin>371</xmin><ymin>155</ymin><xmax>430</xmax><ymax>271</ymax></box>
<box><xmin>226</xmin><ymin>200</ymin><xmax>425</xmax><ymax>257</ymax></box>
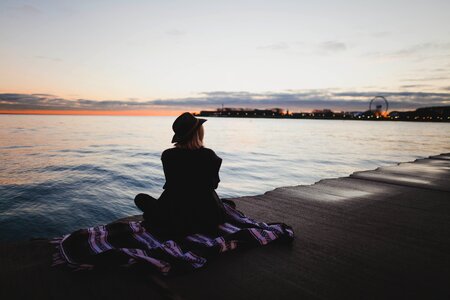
<box><xmin>51</xmin><ymin>203</ymin><xmax>294</xmax><ymax>275</ymax></box>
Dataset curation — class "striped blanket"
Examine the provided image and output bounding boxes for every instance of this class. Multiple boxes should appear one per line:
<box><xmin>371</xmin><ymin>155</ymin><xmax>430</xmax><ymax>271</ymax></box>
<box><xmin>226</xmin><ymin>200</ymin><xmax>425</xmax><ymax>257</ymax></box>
<box><xmin>51</xmin><ymin>202</ymin><xmax>294</xmax><ymax>275</ymax></box>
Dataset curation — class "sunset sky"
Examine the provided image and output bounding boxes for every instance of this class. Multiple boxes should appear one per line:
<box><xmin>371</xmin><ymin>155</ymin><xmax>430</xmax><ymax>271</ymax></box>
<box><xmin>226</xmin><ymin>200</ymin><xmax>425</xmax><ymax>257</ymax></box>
<box><xmin>1</xmin><ymin>0</ymin><xmax>449</xmax><ymax>114</ymax></box>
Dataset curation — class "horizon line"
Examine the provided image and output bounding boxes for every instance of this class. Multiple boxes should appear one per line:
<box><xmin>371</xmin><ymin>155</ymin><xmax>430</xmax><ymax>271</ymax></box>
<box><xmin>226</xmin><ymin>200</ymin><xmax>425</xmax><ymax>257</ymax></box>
<box><xmin>0</xmin><ymin>110</ymin><xmax>189</xmax><ymax>116</ymax></box>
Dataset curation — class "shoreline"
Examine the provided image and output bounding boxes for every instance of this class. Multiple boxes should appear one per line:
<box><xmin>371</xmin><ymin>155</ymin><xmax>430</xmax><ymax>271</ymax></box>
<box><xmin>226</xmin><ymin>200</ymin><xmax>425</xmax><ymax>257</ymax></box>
<box><xmin>1</xmin><ymin>153</ymin><xmax>449</xmax><ymax>299</ymax></box>
<box><xmin>195</xmin><ymin>114</ymin><xmax>450</xmax><ymax>122</ymax></box>
<box><xmin>2</xmin><ymin>112</ymin><xmax>450</xmax><ymax>124</ymax></box>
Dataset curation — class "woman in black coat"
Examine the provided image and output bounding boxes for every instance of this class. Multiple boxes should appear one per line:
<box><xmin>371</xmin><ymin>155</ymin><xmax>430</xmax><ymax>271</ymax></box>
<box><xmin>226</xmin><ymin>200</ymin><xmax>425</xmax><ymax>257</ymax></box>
<box><xmin>134</xmin><ymin>112</ymin><xmax>226</xmax><ymax>238</ymax></box>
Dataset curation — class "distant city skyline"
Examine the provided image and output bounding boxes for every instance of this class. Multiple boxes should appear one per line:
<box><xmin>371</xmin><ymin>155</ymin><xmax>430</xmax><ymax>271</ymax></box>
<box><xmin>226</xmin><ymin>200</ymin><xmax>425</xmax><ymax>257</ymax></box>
<box><xmin>1</xmin><ymin>0</ymin><xmax>449</xmax><ymax>114</ymax></box>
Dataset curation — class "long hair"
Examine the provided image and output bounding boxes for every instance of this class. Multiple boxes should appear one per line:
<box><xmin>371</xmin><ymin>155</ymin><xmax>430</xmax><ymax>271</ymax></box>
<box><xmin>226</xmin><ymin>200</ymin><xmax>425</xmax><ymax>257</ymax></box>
<box><xmin>175</xmin><ymin>125</ymin><xmax>204</xmax><ymax>150</ymax></box>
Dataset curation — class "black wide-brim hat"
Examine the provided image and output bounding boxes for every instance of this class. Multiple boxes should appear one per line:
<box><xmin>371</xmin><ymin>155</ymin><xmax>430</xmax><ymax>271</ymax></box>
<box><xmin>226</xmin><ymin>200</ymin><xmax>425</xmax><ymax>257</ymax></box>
<box><xmin>171</xmin><ymin>112</ymin><xmax>207</xmax><ymax>143</ymax></box>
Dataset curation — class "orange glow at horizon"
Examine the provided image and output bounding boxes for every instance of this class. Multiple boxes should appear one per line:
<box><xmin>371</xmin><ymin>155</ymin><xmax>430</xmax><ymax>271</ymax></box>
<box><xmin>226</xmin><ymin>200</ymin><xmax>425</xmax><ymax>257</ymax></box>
<box><xmin>0</xmin><ymin>110</ymin><xmax>192</xmax><ymax>116</ymax></box>
<box><xmin>374</xmin><ymin>111</ymin><xmax>389</xmax><ymax>118</ymax></box>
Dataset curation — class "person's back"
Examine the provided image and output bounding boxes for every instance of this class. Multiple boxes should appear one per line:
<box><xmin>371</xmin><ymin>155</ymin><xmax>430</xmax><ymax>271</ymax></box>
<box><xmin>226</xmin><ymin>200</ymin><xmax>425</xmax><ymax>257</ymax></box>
<box><xmin>135</xmin><ymin>113</ymin><xmax>226</xmax><ymax>238</ymax></box>
<box><xmin>162</xmin><ymin>147</ymin><xmax>221</xmax><ymax>190</ymax></box>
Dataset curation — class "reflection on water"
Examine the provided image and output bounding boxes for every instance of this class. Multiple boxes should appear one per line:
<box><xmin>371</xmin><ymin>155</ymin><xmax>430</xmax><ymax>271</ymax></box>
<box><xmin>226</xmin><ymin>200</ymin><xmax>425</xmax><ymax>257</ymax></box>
<box><xmin>0</xmin><ymin>115</ymin><xmax>449</xmax><ymax>241</ymax></box>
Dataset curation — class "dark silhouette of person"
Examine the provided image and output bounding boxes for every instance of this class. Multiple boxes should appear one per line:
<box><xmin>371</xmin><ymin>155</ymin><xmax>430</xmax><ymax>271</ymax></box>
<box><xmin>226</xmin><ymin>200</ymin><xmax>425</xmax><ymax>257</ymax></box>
<box><xmin>134</xmin><ymin>112</ymin><xmax>226</xmax><ymax>238</ymax></box>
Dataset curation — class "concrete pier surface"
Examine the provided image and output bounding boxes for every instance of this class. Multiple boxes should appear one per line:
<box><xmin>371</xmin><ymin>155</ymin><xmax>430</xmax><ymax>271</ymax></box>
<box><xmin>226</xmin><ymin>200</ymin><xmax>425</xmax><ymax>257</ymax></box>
<box><xmin>1</xmin><ymin>154</ymin><xmax>449</xmax><ymax>299</ymax></box>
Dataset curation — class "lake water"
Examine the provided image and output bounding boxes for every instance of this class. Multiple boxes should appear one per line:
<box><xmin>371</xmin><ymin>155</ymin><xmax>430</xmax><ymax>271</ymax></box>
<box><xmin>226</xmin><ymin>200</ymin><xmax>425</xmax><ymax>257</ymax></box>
<box><xmin>1</xmin><ymin>115</ymin><xmax>449</xmax><ymax>241</ymax></box>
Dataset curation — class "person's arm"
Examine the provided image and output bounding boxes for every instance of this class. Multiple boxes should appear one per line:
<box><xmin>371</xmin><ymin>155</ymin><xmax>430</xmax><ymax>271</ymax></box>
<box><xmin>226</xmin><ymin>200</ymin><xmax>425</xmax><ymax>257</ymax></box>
<box><xmin>210</xmin><ymin>151</ymin><xmax>222</xmax><ymax>189</ymax></box>
<box><xmin>161</xmin><ymin>150</ymin><xmax>173</xmax><ymax>189</ymax></box>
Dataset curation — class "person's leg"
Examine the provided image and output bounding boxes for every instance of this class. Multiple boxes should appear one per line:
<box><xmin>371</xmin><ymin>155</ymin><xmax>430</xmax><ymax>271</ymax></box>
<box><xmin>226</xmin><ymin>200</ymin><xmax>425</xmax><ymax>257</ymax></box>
<box><xmin>134</xmin><ymin>193</ymin><xmax>157</xmax><ymax>213</ymax></box>
<box><xmin>222</xmin><ymin>199</ymin><xmax>236</xmax><ymax>209</ymax></box>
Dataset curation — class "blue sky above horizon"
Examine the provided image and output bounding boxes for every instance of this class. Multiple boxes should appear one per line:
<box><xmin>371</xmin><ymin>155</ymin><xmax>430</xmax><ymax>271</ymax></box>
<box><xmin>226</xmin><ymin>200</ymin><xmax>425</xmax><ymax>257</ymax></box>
<box><xmin>1</xmin><ymin>0</ymin><xmax>449</xmax><ymax>113</ymax></box>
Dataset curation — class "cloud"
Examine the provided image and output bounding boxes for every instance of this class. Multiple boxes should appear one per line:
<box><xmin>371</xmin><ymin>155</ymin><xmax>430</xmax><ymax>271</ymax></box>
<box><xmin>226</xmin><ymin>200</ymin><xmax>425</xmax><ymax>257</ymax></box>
<box><xmin>34</xmin><ymin>56</ymin><xmax>62</xmax><ymax>62</ymax></box>
<box><xmin>258</xmin><ymin>40</ymin><xmax>347</xmax><ymax>54</ymax></box>
<box><xmin>394</xmin><ymin>43</ymin><xmax>446</xmax><ymax>56</ymax></box>
<box><xmin>430</xmin><ymin>68</ymin><xmax>448</xmax><ymax>72</ymax></box>
<box><xmin>402</xmin><ymin>76</ymin><xmax>450</xmax><ymax>82</ymax></box>
<box><xmin>257</xmin><ymin>42</ymin><xmax>289</xmax><ymax>51</ymax></box>
<box><xmin>364</xmin><ymin>42</ymin><xmax>450</xmax><ymax>60</ymax></box>
<box><xmin>318</xmin><ymin>41</ymin><xmax>347</xmax><ymax>53</ymax></box>
<box><xmin>400</xmin><ymin>84</ymin><xmax>431</xmax><ymax>89</ymax></box>
<box><xmin>0</xmin><ymin>94</ymin><xmax>139</xmax><ymax>111</ymax></box>
<box><xmin>1</xmin><ymin>90</ymin><xmax>449</xmax><ymax>112</ymax></box>
<box><xmin>32</xmin><ymin>93</ymin><xmax>57</xmax><ymax>97</ymax></box>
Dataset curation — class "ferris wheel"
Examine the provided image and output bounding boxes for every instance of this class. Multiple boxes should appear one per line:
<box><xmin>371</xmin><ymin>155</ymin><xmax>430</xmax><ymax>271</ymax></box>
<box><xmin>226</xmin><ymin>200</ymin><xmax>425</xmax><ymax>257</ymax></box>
<box><xmin>369</xmin><ymin>96</ymin><xmax>389</xmax><ymax>115</ymax></box>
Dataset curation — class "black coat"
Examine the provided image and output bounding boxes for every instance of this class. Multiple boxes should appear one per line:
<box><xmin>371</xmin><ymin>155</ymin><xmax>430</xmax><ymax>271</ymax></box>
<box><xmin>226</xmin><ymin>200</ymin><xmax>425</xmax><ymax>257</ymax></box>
<box><xmin>144</xmin><ymin>147</ymin><xmax>226</xmax><ymax>237</ymax></box>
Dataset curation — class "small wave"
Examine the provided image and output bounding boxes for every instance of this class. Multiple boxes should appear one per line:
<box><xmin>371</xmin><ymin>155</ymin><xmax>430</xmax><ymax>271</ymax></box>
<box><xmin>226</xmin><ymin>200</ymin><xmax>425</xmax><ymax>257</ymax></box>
<box><xmin>38</xmin><ymin>164</ymin><xmax>111</xmax><ymax>173</ymax></box>
<box><xmin>56</xmin><ymin>149</ymin><xmax>97</xmax><ymax>154</ymax></box>
<box><xmin>129</xmin><ymin>152</ymin><xmax>161</xmax><ymax>158</ymax></box>
<box><xmin>89</xmin><ymin>144</ymin><xmax>120</xmax><ymax>148</ymax></box>
<box><xmin>0</xmin><ymin>145</ymin><xmax>33</xmax><ymax>149</ymax></box>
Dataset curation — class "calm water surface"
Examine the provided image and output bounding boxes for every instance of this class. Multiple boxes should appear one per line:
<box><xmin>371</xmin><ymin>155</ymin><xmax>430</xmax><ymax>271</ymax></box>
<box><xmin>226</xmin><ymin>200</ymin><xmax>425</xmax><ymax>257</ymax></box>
<box><xmin>1</xmin><ymin>115</ymin><xmax>449</xmax><ymax>241</ymax></box>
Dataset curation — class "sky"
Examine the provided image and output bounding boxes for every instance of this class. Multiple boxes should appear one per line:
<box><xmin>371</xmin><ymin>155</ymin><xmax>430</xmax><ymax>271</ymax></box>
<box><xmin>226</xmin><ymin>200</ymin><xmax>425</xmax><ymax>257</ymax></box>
<box><xmin>1</xmin><ymin>0</ymin><xmax>449</xmax><ymax>114</ymax></box>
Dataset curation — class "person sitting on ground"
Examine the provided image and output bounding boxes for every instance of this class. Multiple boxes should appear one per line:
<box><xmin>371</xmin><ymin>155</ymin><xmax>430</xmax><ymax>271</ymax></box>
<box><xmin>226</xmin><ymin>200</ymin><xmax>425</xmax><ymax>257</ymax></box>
<box><xmin>134</xmin><ymin>112</ymin><xmax>226</xmax><ymax>238</ymax></box>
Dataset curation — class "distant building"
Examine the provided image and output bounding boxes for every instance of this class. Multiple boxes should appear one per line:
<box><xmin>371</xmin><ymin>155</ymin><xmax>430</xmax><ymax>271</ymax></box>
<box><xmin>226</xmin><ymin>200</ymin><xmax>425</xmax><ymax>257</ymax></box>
<box><xmin>389</xmin><ymin>106</ymin><xmax>450</xmax><ymax>121</ymax></box>
<box><xmin>195</xmin><ymin>106</ymin><xmax>450</xmax><ymax>122</ymax></box>
<box><xmin>198</xmin><ymin>108</ymin><xmax>286</xmax><ymax>118</ymax></box>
